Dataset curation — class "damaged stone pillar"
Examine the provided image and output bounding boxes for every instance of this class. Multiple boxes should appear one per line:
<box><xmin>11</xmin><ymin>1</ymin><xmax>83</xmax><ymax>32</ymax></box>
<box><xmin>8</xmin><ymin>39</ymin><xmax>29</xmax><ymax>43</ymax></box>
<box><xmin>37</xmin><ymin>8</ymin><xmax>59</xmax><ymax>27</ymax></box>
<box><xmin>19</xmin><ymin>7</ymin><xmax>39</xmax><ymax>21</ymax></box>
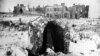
<box><xmin>28</xmin><ymin>23</ymin><xmax>43</xmax><ymax>55</ymax></box>
<box><xmin>64</xmin><ymin>25</ymin><xmax>70</xmax><ymax>54</ymax></box>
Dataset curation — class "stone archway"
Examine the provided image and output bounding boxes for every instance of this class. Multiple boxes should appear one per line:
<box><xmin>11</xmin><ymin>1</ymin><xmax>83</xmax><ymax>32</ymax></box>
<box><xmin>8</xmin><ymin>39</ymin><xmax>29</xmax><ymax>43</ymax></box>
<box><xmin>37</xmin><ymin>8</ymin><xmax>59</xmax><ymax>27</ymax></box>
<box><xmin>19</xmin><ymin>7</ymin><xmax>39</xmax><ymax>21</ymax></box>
<box><xmin>28</xmin><ymin>19</ymin><xmax>70</xmax><ymax>55</ymax></box>
<box><xmin>39</xmin><ymin>21</ymin><xmax>65</xmax><ymax>54</ymax></box>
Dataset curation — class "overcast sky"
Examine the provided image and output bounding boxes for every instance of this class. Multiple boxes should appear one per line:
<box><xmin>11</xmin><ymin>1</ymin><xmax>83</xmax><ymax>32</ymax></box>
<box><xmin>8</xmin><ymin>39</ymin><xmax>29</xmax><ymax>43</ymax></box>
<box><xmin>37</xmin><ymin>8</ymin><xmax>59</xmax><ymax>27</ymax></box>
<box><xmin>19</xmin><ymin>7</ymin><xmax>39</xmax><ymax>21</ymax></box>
<box><xmin>0</xmin><ymin>0</ymin><xmax>100</xmax><ymax>18</ymax></box>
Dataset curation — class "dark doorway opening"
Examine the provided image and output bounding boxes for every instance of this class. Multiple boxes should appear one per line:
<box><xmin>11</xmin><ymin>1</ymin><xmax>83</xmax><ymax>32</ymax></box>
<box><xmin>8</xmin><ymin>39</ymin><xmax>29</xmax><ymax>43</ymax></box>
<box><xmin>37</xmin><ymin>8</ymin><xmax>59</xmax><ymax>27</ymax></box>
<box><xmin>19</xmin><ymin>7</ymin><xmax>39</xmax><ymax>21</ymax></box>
<box><xmin>20</xmin><ymin>8</ymin><xmax>23</xmax><ymax>14</ymax></box>
<box><xmin>39</xmin><ymin>21</ymin><xmax>64</xmax><ymax>54</ymax></box>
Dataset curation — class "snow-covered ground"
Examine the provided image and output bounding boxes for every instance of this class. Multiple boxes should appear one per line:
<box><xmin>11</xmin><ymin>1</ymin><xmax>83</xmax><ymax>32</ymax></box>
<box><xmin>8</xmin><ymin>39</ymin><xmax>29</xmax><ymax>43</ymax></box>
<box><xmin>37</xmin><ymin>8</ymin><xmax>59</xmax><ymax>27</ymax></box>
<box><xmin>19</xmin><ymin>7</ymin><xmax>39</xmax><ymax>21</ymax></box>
<box><xmin>0</xmin><ymin>26</ymin><xmax>32</xmax><ymax>56</ymax></box>
<box><xmin>67</xmin><ymin>19</ymin><xmax>100</xmax><ymax>56</ymax></box>
<box><xmin>0</xmin><ymin>16</ymin><xmax>100</xmax><ymax>56</ymax></box>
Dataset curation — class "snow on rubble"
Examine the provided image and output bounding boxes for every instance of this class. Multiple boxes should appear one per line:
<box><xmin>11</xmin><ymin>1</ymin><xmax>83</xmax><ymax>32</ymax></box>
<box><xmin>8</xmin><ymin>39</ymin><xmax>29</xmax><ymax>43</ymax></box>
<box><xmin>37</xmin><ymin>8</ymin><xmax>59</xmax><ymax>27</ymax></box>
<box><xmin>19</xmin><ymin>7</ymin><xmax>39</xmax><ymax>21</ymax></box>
<box><xmin>0</xmin><ymin>23</ymin><xmax>32</xmax><ymax>56</ymax></box>
<box><xmin>0</xmin><ymin>28</ymin><xmax>32</xmax><ymax>56</ymax></box>
<box><xmin>0</xmin><ymin>16</ymin><xmax>100</xmax><ymax>56</ymax></box>
<box><xmin>68</xmin><ymin>19</ymin><xmax>100</xmax><ymax>56</ymax></box>
<box><xmin>69</xmin><ymin>30</ymin><xmax>100</xmax><ymax>56</ymax></box>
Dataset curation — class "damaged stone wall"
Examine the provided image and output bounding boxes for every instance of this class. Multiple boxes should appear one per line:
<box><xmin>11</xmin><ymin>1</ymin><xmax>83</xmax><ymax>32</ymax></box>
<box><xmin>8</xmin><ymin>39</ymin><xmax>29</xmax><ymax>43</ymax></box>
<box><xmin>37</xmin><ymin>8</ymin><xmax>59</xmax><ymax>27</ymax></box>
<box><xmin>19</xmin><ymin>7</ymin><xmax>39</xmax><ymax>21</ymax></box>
<box><xmin>28</xmin><ymin>17</ymin><xmax>48</xmax><ymax>55</ymax></box>
<box><xmin>28</xmin><ymin>18</ymin><xmax>71</xmax><ymax>55</ymax></box>
<box><xmin>28</xmin><ymin>23</ymin><xmax>43</xmax><ymax>55</ymax></box>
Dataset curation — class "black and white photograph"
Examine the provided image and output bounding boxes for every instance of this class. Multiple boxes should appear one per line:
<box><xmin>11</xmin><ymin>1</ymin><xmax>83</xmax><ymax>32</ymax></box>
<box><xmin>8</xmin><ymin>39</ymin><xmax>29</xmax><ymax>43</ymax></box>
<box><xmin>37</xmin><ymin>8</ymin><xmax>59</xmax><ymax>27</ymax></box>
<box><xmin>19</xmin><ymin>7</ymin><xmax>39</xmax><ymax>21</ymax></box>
<box><xmin>0</xmin><ymin>0</ymin><xmax>100</xmax><ymax>56</ymax></box>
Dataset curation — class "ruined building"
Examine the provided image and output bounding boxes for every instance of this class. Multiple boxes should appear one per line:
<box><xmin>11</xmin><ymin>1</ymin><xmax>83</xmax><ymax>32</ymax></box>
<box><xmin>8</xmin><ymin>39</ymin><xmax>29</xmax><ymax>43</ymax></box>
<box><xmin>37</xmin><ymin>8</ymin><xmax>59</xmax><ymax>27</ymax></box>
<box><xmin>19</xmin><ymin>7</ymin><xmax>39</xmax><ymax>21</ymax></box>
<box><xmin>13</xmin><ymin>3</ymin><xmax>89</xmax><ymax>19</ymax></box>
<box><xmin>45</xmin><ymin>3</ymin><xmax>89</xmax><ymax>19</ymax></box>
<box><xmin>13</xmin><ymin>4</ymin><xmax>26</xmax><ymax>14</ymax></box>
<box><xmin>45</xmin><ymin>3</ymin><xmax>70</xmax><ymax>19</ymax></box>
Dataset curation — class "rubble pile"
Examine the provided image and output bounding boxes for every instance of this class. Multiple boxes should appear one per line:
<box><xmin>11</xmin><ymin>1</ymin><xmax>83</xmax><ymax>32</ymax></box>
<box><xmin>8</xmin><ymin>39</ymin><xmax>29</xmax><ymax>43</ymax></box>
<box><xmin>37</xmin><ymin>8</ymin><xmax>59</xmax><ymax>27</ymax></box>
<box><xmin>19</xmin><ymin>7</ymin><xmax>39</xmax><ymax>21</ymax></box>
<box><xmin>67</xmin><ymin>19</ymin><xmax>100</xmax><ymax>56</ymax></box>
<box><xmin>0</xmin><ymin>20</ymin><xmax>32</xmax><ymax>56</ymax></box>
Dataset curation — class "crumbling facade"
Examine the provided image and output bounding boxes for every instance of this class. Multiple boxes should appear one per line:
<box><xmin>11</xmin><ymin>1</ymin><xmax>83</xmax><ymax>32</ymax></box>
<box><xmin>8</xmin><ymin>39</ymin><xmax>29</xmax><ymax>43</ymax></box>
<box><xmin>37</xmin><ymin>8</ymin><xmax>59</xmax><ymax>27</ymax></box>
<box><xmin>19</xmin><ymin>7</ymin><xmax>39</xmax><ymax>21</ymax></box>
<box><xmin>45</xmin><ymin>3</ymin><xmax>89</xmax><ymax>19</ymax></box>
<box><xmin>45</xmin><ymin>3</ymin><xmax>70</xmax><ymax>19</ymax></box>
<box><xmin>13</xmin><ymin>4</ymin><xmax>26</xmax><ymax>14</ymax></box>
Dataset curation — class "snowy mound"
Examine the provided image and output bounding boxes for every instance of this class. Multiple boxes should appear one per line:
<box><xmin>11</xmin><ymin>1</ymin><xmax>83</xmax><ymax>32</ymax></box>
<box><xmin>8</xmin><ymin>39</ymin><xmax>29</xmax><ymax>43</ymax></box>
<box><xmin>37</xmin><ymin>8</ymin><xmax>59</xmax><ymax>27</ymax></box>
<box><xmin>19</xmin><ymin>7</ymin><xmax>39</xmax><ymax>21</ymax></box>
<box><xmin>68</xmin><ymin>19</ymin><xmax>100</xmax><ymax>56</ymax></box>
<box><xmin>0</xmin><ymin>21</ymin><xmax>32</xmax><ymax>56</ymax></box>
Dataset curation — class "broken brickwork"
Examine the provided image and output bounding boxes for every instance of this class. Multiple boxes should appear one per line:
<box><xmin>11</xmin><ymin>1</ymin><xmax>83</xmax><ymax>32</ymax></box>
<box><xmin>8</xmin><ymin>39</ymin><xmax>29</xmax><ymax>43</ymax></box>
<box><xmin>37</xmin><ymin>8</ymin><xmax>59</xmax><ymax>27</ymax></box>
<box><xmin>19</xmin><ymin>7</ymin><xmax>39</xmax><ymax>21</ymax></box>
<box><xmin>28</xmin><ymin>19</ymin><xmax>70</xmax><ymax>55</ymax></box>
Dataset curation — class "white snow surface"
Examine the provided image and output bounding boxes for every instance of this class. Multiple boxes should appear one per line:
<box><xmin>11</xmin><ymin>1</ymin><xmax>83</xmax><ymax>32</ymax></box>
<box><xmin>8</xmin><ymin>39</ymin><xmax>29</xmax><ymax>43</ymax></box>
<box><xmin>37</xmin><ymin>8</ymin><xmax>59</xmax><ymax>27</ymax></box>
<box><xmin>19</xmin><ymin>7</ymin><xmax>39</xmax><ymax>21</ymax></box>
<box><xmin>68</xmin><ymin>19</ymin><xmax>100</xmax><ymax>56</ymax></box>
<box><xmin>0</xmin><ymin>28</ymin><xmax>32</xmax><ymax>56</ymax></box>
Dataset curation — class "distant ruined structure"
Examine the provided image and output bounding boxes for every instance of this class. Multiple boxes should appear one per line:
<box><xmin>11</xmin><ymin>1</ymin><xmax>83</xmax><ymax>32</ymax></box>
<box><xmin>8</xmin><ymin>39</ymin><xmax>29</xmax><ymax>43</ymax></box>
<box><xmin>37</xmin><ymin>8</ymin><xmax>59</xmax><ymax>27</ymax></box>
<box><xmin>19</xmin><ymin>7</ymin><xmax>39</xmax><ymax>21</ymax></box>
<box><xmin>13</xmin><ymin>4</ymin><xmax>26</xmax><ymax>14</ymax></box>
<box><xmin>45</xmin><ymin>3</ymin><xmax>89</xmax><ymax>19</ymax></box>
<box><xmin>13</xmin><ymin>4</ymin><xmax>41</xmax><ymax>15</ymax></box>
<box><xmin>45</xmin><ymin>3</ymin><xmax>70</xmax><ymax>19</ymax></box>
<box><xmin>13</xmin><ymin>3</ymin><xmax>89</xmax><ymax>19</ymax></box>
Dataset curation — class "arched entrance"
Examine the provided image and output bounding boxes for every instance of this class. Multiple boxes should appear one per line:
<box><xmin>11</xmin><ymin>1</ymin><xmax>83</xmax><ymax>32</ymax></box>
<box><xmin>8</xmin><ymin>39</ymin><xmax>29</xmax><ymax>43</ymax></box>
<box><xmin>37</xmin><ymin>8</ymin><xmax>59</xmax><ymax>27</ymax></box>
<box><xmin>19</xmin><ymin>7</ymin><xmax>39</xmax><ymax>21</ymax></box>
<box><xmin>39</xmin><ymin>21</ymin><xmax>64</xmax><ymax>54</ymax></box>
